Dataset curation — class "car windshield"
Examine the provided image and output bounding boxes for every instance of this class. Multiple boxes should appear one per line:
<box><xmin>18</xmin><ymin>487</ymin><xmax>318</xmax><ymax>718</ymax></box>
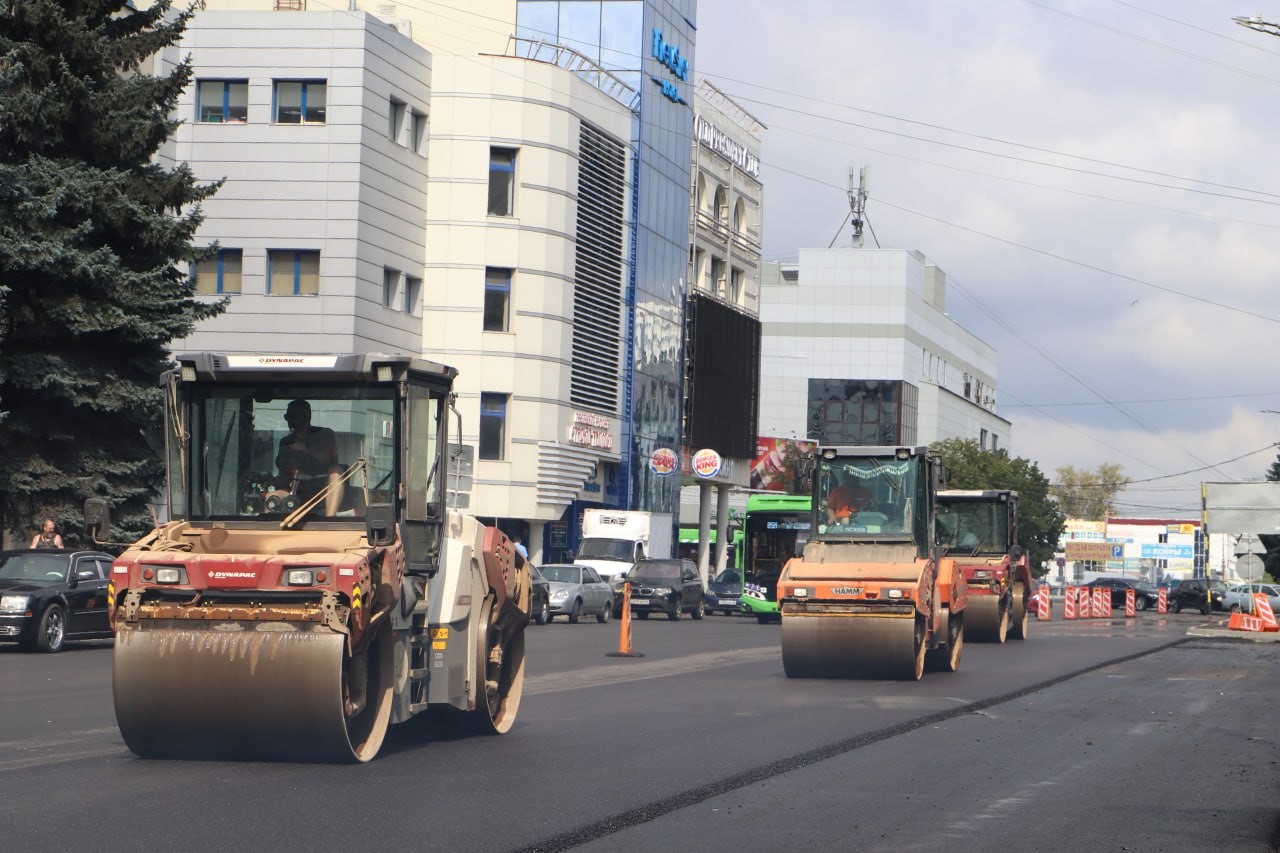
<box><xmin>0</xmin><ymin>552</ymin><xmax>68</xmax><ymax>583</ymax></box>
<box><xmin>713</xmin><ymin>568</ymin><xmax>742</xmax><ymax>585</ymax></box>
<box><xmin>576</xmin><ymin>538</ymin><xmax>634</xmax><ymax>561</ymax></box>
<box><xmin>541</xmin><ymin>565</ymin><xmax>583</xmax><ymax>584</ymax></box>
<box><xmin>630</xmin><ymin>561</ymin><xmax>679</xmax><ymax>580</ymax></box>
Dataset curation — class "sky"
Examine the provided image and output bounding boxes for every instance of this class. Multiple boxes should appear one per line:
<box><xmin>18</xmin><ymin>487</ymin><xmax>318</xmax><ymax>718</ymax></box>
<box><xmin>694</xmin><ymin>0</ymin><xmax>1280</xmax><ymax>517</ymax></box>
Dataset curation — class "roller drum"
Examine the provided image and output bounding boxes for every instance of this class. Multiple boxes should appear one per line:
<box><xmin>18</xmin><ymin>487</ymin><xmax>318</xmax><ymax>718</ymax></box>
<box><xmin>965</xmin><ymin>594</ymin><xmax>1008</xmax><ymax>643</ymax></box>
<box><xmin>1009</xmin><ymin>582</ymin><xmax>1030</xmax><ymax>640</ymax></box>
<box><xmin>782</xmin><ymin>613</ymin><xmax>924</xmax><ymax>680</ymax></box>
<box><xmin>113</xmin><ymin>620</ymin><xmax>392</xmax><ymax>762</ymax></box>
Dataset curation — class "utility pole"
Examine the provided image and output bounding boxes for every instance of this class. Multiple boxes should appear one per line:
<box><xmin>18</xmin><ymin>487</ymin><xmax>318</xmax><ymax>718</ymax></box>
<box><xmin>1233</xmin><ymin>14</ymin><xmax>1280</xmax><ymax>37</ymax></box>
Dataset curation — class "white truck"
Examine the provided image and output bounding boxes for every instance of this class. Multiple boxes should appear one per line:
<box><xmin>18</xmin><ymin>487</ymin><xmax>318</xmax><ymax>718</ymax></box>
<box><xmin>575</xmin><ymin>509</ymin><xmax>674</xmax><ymax>586</ymax></box>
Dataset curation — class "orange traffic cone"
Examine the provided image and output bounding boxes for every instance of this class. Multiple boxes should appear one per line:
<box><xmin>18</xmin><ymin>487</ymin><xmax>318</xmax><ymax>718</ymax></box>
<box><xmin>606</xmin><ymin>582</ymin><xmax>645</xmax><ymax>658</ymax></box>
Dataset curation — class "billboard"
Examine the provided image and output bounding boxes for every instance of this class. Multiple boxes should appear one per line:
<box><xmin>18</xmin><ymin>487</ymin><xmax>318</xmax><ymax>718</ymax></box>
<box><xmin>1203</xmin><ymin>482</ymin><xmax>1280</xmax><ymax>533</ymax></box>
<box><xmin>685</xmin><ymin>293</ymin><xmax>760</xmax><ymax>459</ymax></box>
<box><xmin>751</xmin><ymin>437</ymin><xmax>815</xmax><ymax>493</ymax></box>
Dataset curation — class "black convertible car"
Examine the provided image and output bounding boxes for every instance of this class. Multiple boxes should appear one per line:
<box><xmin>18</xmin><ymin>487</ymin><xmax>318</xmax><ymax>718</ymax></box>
<box><xmin>0</xmin><ymin>549</ymin><xmax>116</xmax><ymax>652</ymax></box>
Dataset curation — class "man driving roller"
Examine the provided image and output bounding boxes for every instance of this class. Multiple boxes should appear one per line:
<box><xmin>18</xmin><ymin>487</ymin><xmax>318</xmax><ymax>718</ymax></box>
<box><xmin>276</xmin><ymin>399</ymin><xmax>339</xmax><ymax>506</ymax></box>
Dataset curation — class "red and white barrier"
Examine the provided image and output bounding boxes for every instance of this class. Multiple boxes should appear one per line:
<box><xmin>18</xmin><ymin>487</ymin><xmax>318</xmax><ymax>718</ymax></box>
<box><xmin>1093</xmin><ymin>587</ymin><xmax>1109</xmax><ymax>618</ymax></box>
<box><xmin>1255</xmin><ymin>593</ymin><xmax>1278</xmax><ymax>631</ymax></box>
<box><xmin>1124</xmin><ymin>588</ymin><xmax>1136</xmax><ymax>618</ymax></box>
<box><xmin>1037</xmin><ymin>587</ymin><xmax>1051</xmax><ymax>620</ymax></box>
<box><xmin>1064</xmin><ymin>587</ymin><xmax>1077</xmax><ymax>620</ymax></box>
<box><xmin>1157</xmin><ymin>587</ymin><xmax>1167</xmax><ymax>614</ymax></box>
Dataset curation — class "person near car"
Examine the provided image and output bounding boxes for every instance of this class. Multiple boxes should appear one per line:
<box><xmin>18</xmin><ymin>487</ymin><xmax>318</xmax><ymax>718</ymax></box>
<box><xmin>512</xmin><ymin>535</ymin><xmax>528</xmax><ymax>561</ymax></box>
<box><xmin>30</xmin><ymin>519</ymin><xmax>64</xmax><ymax>550</ymax></box>
<box><xmin>275</xmin><ymin>399</ymin><xmax>339</xmax><ymax>504</ymax></box>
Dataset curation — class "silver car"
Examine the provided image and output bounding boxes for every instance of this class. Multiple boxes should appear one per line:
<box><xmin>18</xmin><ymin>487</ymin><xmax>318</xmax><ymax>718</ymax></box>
<box><xmin>541</xmin><ymin>563</ymin><xmax>614</xmax><ymax>623</ymax></box>
<box><xmin>1224</xmin><ymin>582</ymin><xmax>1280</xmax><ymax>614</ymax></box>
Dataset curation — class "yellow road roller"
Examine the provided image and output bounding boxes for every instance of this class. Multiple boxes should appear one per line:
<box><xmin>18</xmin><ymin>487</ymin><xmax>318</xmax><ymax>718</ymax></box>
<box><xmin>777</xmin><ymin>445</ymin><xmax>966</xmax><ymax>680</ymax></box>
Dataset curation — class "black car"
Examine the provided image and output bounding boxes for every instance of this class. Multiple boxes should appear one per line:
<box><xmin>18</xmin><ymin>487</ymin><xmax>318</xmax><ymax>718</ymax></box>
<box><xmin>529</xmin><ymin>565</ymin><xmax>550</xmax><ymax>625</ymax></box>
<box><xmin>1084</xmin><ymin>577</ymin><xmax>1159</xmax><ymax>611</ymax></box>
<box><xmin>706</xmin><ymin>567</ymin><xmax>744</xmax><ymax>615</ymax></box>
<box><xmin>0</xmin><ymin>549</ymin><xmax>115</xmax><ymax>652</ymax></box>
<box><xmin>1166</xmin><ymin>579</ymin><xmax>1226</xmax><ymax>614</ymax></box>
<box><xmin>624</xmin><ymin>558</ymin><xmax>705</xmax><ymax>621</ymax></box>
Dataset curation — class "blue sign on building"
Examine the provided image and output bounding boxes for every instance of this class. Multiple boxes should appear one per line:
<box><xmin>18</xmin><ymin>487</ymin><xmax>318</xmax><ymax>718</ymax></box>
<box><xmin>1140</xmin><ymin>543</ymin><xmax>1193</xmax><ymax>560</ymax></box>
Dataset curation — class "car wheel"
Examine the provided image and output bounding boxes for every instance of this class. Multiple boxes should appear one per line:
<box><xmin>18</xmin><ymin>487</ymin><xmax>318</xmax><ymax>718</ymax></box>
<box><xmin>35</xmin><ymin>604</ymin><xmax>66</xmax><ymax>653</ymax></box>
<box><xmin>756</xmin><ymin>614</ymin><xmax>772</xmax><ymax>625</ymax></box>
<box><xmin>1170</xmin><ymin>599</ymin><xmax>1182</xmax><ymax>614</ymax></box>
<box><xmin>1135</xmin><ymin>596</ymin><xmax>1148</xmax><ymax>612</ymax></box>
<box><xmin>534</xmin><ymin>599</ymin><xmax>550</xmax><ymax>625</ymax></box>
<box><xmin>597</xmin><ymin>601</ymin><xmax>611</xmax><ymax>624</ymax></box>
<box><xmin>668</xmin><ymin>604</ymin><xmax>680</xmax><ymax>621</ymax></box>
<box><xmin>568</xmin><ymin>599</ymin><xmax>582</xmax><ymax>624</ymax></box>
<box><xmin>691</xmin><ymin>597</ymin><xmax>704</xmax><ymax>620</ymax></box>
<box><xmin>1230</xmin><ymin>604</ymin><xmax>1241</xmax><ymax>613</ymax></box>
<box><xmin>1199</xmin><ymin>604</ymin><xmax>1210</xmax><ymax>615</ymax></box>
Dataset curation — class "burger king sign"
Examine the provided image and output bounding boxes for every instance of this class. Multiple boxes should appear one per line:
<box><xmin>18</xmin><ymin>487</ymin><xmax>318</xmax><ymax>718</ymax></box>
<box><xmin>692</xmin><ymin>448</ymin><xmax>722</xmax><ymax>479</ymax></box>
<box><xmin>650</xmin><ymin>447</ymin><xmax>678</xmax><ymax>476</ymax></box>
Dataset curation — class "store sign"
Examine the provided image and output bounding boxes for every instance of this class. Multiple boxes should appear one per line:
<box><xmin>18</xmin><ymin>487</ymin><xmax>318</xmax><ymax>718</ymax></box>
<box><xmin>1064</xmin><ymin>541</ymin><xmax>1123</xmax><ymax>561</ymax></box>
<box><xmin>567</xmin><ymin>412</ymin><xmax>613</xmax><ymax>450</ymax></box>
<box><xmin>694</xmin><ymin>114</ymin><xmax>761</xmax><ymax>178</ymax></box>
<box><xmin>650</xmin><ymin>447</ymin><xmax>678</xmax><ymax>476</ymax></box>
<box><xmin>692</xmin><ymin>448</ymin><xmax>722</xmax><ymax>479</ymax></box>
<box><xmin>1141</xmin><ymin>544</ymin><xmax>1193</xmax><ymax>560</ymax></box>
<box><xmin>651</xmin><ymin>28</ymin><xmax>688</xmax><ymax>104</ymax></box>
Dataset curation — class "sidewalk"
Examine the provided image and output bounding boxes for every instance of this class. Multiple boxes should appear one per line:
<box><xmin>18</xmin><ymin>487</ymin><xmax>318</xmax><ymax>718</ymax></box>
<box><xmin>1185</xmin><ymin>612</ymin><xmax>1280</xmax><ymax>642</ymax></box>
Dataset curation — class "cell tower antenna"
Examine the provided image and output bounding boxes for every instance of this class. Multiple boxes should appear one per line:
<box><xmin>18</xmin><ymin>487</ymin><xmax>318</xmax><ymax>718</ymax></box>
<box><xmin>849</xmin><ymin>165</ymin><xmax>869</xmax><ymax>247</ymax></box>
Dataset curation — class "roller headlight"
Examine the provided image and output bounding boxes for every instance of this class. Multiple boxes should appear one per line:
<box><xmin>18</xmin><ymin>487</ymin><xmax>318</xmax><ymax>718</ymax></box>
<box><xmin>973</xmin><ymin>570</ymin><xmax>991</xmax><ymax>579</ymax></box>
<box><xmin>285</xmin><ymin>569</ymin><xmax>315</xmax><ymax>586</ymax></box>
<box><xmin>154</xmin><ymin>567</ymin><xmax>183</xmax><ymax>584</ymax></box>
<box><xmin>793</xmin><ymin>588</ymin><xmax>809</xmax><ymax>598</ymax></box>
<box><xmin>1</xmin><ymin>594</ymin><xmax>30</xmax><ymax>612</ymax></box>
<box><xmin>886</xmin><ymin>588</ymin><xmax>905</xmax><ymax>599</ymax></box>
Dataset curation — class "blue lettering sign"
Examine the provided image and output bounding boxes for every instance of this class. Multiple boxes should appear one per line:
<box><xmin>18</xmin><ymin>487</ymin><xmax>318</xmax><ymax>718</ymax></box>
<box><xmin>651</xmin><ymin>29</ymin><xmax>689</xmax><ymax>81</ymax></box>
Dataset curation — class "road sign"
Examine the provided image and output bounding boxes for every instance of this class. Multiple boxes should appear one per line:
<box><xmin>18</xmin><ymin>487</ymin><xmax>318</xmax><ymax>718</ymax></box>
<box><xmin>1234</xmin><ymin>533</ymin><xmax>1265</xmax><ymax>556</ymax></box>
<box><xmin>1236</xmin><ymin>553</ymin><xmax>1265</xmax><ymax>582</ymax></box>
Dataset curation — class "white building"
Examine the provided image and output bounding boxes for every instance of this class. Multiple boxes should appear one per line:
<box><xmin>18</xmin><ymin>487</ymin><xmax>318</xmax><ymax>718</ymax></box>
<box><xmin>757</xmin><ymin>247</ymin><xmax>1010</xmax><ymax>449</ymax></box>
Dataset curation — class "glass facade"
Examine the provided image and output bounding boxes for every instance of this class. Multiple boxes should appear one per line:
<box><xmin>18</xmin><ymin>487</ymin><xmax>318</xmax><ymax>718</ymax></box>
<box><xmin>517</xmin><ymin>0</ymin><xmax>695</xmax><ymax>515</ymax></box>
<box><xmin>807</xmin><ymin>379</ymin><xmax>920</xmax><ymax>446</ymax></box>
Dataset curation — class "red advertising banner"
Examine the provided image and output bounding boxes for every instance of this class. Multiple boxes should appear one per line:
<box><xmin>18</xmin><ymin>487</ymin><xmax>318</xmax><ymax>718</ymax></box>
<box><xmin>751</xmin><ymin>437</ymin><xmax>816</xmax><ymax>492</ymax></box>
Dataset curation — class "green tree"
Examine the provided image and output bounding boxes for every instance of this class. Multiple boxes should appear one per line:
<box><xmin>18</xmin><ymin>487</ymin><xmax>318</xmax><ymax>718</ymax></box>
<box><xmin>932</xmin><ymin>438</ymin><xmax>1065</xmax><ymax>577</ymax></box>
<box><xmin>1050</xmin><ymin>463</ymin><xmax>1127</xmax><ymax>520</ymax></box>
<box><xmin>0</xmin><ymin>0</ymin><xmax>222</xmax><ymax>545</ymax></box>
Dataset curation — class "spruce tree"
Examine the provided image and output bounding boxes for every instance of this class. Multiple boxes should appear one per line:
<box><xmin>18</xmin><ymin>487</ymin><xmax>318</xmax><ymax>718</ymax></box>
<box><xmin>0</xmin><ymin>0</ymin><xmax>223</xmax><ymax>545</ymax></box>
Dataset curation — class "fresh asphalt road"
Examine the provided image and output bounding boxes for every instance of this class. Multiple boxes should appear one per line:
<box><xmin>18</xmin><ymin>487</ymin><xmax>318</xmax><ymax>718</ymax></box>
<box><xmin>1</xmin><ymin>609</ymin><xmax>1276</xmax><ymax>853</ymax></box>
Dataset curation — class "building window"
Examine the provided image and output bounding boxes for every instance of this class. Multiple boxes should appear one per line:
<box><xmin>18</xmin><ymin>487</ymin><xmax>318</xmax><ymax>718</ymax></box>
<box><xmin>274</xmin><ymin>80</ymin><xmax>326</xmax><ymax>124</ymax></box>
<box><xmin>980</xmin><ymin>428</ymin><xmax>989</xmax><ymax>450</ymax></box>
<box><xmin>389</xmin><ymin>98</ymin><xmax>407</xmax><ymax>143</ymax></box>
<box><xmin>710</xmin><ymin>257</ymin><xmax>726</xmax><ymax>298</ymax></box>
<box><xmin>733</xmin><ymin>198</ymin><xmax>745</xmax><ymax>232</ymax></box>
<box><xmin>404</xmin><ymin>276</ymin><xmax>422</xmax><ymax>316</ymax></box>
<box><xmin>713</xmin><ymin>185</ymin><xmax>728</xmax><ymax>222</ymax></box>
<box><xmin>267</xmin><ymin>250</ymin><xmax>320</xmax><ymax>295</ymax></box>
<box><xmin>991</xmin><ymin>433</ymin><xmax>999</xmax><ymax>451</ymax></box>
<box><xmin>488</xmin><ymin>147</ymin><xmax>516</xmax><ymax>216</ymax></box>
<box><xmin>479</xmin><ymin>393</ymin><xmax>508</xmax><ymax>460</ymax></box>
<box><xmin>483</xmin><ymin>267</ymin><xmax>512</xmax><ymax>331</ymax></box>
<box><xmin>193</xmin><ymin>249</ymin><xmax>243</xmax><ymax>294</ymax></box>
<box><xmin>197</xmin><ymin>80</ymin><xmax>247</xmax><ymax>123</ymax></box>
<box><xmin>410</xmin><ymin>110</ymin><xmax>427</xmax><ymax>153</ymax></box>
<box><xmin>729</xmin><ymin>268</ymin><xmax>744</xmax><ymax>304</ymax></box>
<box><xmin>383</xmin><ymin>268</ymin><xmax>399</xmax><ymax>308</ymax></box>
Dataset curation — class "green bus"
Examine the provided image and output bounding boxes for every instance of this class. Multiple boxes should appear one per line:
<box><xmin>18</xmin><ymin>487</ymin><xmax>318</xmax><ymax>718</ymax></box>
<box><xmin>677</xmin><ymin>524</ymin><xmax>743</xmax><ymax>569</ymax></box>
<box><xmin>740</xmin><ymin>493</ymin><xmax>812</xmax><ymax>623</ymax></box>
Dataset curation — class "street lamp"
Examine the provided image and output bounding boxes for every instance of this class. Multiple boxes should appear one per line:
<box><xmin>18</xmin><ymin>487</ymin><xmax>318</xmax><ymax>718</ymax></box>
<box><xmin>1234</xmin><ymin>14</ymin><xmax>1280</xmax><ymax>36</ymax></box>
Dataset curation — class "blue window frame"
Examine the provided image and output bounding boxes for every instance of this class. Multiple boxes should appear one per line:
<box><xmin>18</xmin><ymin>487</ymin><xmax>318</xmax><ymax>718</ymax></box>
<box><xmin>193</xmin><ymin>249</ymin><xmax>243</xmax><ymax>294</ymax></box>
<box><xmin>197</xmin><ymin>80</ymin><xmax>248</xmax><ymax>123</ymax></box>
<box><xmin>483</xmin><ymin>267</ymin><xmax>511</xmax><ymax>331</ymax></box>
<box><xmin>479</xmin><ymin>393</ymin><xmax>508</xmax><ymax>460</ymax></box>
<box><xmin>274</xmin><ymin>80</ymin><xmax>327</xmax><ymax>124</ymax></box>
<box><xmin>267</xmin><ymin>250</ymin><xmax>320</xmax><ymax>295</ymax></box>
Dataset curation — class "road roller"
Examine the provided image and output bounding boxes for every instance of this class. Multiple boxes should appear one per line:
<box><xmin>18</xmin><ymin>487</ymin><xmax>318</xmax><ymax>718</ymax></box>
<box><xmin>937</xmin><ymin>490</ymin><xmax>1033</xmax><ymax>643</ymax></box>
<box><xmin>777</xmin><ymin>445</ymin><xmax>966</xmax><ymax>680</ymax></box>
<box><xmin>86</xmin><ymin>353</ymin><xmax>530</xmax><ymax>762</ymax></box>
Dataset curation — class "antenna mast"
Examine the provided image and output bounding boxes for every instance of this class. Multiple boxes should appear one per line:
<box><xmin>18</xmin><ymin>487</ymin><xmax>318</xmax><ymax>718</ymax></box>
<box><xmin>848</xmin><ymin>165</ymin><xmax>869</xmax><ymax>247</ymax></box>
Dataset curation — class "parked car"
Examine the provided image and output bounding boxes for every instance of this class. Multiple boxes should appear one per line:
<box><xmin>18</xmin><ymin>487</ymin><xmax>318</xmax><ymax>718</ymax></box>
<box><xmin>706</xmin><ymin>567</ymin><xmax>744</xmax><ymax>615</ymax></box>
<box><xmin>1084</xmin><ymin>577</ymin><xmax>1159</xmax><ymax>611</ymax></box>
<box><xmin>1224</xmin><ymin>582</ymin><xmax>1280</xmax><ymax>614</ymax></box>
<box><xmin>529</xmin><ymin>565</ymin><xmax>551</xmax><ymax>625</ymax></box>
<box><xmin>625</xmin><ymin>558</ymin><xmax>705</xmax><ymax>621</ymax></box>
<box><xmin>1165</xmin><ymin>579</ymin><xmax>1226</xmax><ymax>614</ymax></box>
<box><xmin>0</xmin><ymin>549</ymin><xmax>116</xmax><ymax>652</ymax></box>
<box><xmin>539</xmin><ymin>563</ymin><xmax>613</xmax><ymax>623</ymax></box>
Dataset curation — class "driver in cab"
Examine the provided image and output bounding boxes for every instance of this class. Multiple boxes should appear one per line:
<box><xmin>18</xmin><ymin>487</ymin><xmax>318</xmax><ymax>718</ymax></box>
<box><xmin>276</xmin><ymin>399</ymin><xmax>339</xmax><ymax>505</ymax></box>
<box><xmin>825</xmin><ymin>471</ymin><xmax>874</xmax><ymax>526</ymax></box>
